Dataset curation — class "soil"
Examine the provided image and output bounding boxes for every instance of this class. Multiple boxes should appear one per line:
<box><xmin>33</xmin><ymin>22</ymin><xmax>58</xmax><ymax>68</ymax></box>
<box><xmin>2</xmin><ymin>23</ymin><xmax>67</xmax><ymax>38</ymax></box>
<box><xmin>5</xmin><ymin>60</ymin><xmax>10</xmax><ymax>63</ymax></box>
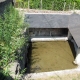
<box><xmin>27</xmin><ymin>41</ymin><xmax>77</xmax><ymax>73</ymax></box>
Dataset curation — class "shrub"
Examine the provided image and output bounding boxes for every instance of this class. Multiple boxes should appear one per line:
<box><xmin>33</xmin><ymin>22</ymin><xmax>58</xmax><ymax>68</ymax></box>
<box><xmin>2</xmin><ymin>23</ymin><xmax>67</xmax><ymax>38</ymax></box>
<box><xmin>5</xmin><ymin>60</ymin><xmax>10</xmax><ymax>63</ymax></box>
<box><xmin>15</xmin><ymin>0</ymin><xmax>80</xmax><ymax>10</ymax></box>
<box><xmin>0</xmin><ymin>4</ymin><xmax>28</xmax><ymax>78</ymax></box>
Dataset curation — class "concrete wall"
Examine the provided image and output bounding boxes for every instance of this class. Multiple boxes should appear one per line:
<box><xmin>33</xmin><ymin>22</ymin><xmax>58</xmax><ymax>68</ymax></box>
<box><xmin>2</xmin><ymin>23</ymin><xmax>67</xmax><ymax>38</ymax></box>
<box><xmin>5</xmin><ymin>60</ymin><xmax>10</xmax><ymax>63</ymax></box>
<box><xmin>0</xmin><ymin>0</ymin><xmax>14</xmax><ymax>14</ymax></box>
<box><xmin>68</xmin><ymin>30</ymin><xmax>72</xmax><ymax>40</ymax></box>
<box><xmin>0</xmin><ymin>0</ymin><xmax>6</xmax><ymax>3</ymax></box>
<box><xmin>29</xmin><ymin>28</ymin><xmax>68</xmax><ymax>37</ymax></box>
<box><xmin>68</xmin><ymin>31</ymin><xmax>80</xmax><ymax>66</ymax></box>
<box><xmin>73</xmin><ymin>48</ymin><xmax>80</xmax><ymax>66</ymax></box>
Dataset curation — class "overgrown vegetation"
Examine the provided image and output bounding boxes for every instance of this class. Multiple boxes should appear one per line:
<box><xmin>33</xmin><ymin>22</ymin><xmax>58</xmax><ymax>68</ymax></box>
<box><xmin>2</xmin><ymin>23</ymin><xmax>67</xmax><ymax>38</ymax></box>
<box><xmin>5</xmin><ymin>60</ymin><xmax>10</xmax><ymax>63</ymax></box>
<box><xmin>16</xmin><ymin>0</ymin><xmax>80</xmax><ymax>10</ymax></box>
<box><xmin>0</xmin><ymin>4</ymin><xmax>28</xmax><ymax>79</ymax></box>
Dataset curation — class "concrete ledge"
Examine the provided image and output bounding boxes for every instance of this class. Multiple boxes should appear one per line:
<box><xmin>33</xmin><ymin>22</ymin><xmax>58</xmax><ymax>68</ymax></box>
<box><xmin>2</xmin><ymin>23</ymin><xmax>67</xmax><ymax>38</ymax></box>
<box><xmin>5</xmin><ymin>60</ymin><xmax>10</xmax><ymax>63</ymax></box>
<box><xmin>24</xmin><ymin>67</ymin><xmax>80</xmax><ymax>79</ymax></box>
<box><xmin>0</xmin><ymin>0</ymin><xmax>5</xmax><ymax>3</ymax></box>
<box><xmin>31</xmin><ymin>37</ymin><xmax>68</xmax><ymax>42</ymax></box>
<box><xmin>8</xmin><ymin>61</ymin><xmax>21</xmax><ymax>79</ymax></box>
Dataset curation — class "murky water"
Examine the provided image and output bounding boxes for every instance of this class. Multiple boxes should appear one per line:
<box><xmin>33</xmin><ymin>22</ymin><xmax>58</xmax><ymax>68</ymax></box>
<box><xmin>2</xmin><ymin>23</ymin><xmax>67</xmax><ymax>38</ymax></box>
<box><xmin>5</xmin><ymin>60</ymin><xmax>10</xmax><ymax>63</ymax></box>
<box><xmin>27</xmin><ymin>41</ymin><xmax>77</xmax><ymax>73</ymax></box>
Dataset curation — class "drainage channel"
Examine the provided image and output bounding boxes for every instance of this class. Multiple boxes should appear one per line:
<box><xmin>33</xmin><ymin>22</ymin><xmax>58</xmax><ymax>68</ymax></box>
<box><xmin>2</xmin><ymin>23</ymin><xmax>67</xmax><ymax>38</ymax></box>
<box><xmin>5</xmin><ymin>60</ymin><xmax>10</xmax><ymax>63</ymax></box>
<box><xmin>25</xmin><ymin>40</ymin><xmax>77</xmax><ymax>73</ymax></box>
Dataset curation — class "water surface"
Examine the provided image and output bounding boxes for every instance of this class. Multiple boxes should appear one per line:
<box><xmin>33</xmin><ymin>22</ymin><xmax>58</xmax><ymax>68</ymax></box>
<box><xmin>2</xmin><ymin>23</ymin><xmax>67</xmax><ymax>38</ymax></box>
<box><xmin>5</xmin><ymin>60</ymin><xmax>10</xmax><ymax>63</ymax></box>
<box><xmin>27</xmin><ymin>41</ymin><xmax>77</xmax><ymax>73</ymax></box>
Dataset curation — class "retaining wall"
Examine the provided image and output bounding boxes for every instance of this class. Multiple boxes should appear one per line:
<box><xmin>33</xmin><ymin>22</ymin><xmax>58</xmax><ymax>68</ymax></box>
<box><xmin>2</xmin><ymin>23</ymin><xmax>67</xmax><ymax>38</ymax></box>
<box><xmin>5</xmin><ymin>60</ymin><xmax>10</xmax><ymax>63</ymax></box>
<box><xmin>29</xmin><ymin>28</ymin><xmax>68</xmax><ymax>37</ymax></box>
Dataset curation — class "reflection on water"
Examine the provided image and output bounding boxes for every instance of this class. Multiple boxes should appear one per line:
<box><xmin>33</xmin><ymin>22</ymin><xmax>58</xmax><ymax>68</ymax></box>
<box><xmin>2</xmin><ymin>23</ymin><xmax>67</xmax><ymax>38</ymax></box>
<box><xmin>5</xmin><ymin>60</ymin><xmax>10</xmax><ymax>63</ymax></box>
<box><xmin>27</xmin><ymin>41</ymin><xmax>77</xmax><ymax>73</ymax></box>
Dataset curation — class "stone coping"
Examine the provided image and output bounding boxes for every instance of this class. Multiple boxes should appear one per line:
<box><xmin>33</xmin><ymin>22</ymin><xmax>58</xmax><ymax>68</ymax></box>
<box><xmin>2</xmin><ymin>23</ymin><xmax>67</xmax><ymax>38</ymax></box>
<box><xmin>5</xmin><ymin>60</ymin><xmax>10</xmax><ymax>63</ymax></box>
<box><xmin>30</xmin><ymin>37</ymin><xmax>68</xmax><ymax>42</ymax></box>
<box><xmin>24</xmin><ymin>66</ymin><xmax>80</xmax><ymax>80</ymax></box>
<box><xmin>16</xmin><ymin>8</ymin><xmax>80</xmax><ymax>15</ymax></box>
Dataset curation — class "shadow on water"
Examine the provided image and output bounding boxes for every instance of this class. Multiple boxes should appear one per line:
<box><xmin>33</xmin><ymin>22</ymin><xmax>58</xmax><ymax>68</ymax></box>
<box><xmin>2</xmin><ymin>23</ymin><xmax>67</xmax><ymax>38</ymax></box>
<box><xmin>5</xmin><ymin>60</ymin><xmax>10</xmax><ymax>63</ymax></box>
<box><xmin>26</xmin><ymin>42</ymin><xmax>32</xmax><ymax>73</ymax></box>
<box><xmin>68</xmin><ymin>40</ymin><xmax>76</xmax><ymax>59</ymax></box>
<box><xmin>26</xmin><ymin>42</ymin><xmax>39</xmax><ymax>73</ymax></box>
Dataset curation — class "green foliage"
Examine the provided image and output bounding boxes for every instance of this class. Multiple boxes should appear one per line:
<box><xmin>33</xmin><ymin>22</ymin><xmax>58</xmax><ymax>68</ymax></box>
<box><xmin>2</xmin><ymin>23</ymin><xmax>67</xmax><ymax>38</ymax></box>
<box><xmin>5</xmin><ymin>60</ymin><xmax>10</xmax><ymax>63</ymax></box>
<box><xmin>15</xmin><ymin>0</ymin><xmax>80</xmax><ymax>10</ymax></box>
<box><xmin>16</xmin><ymin>0</ymin><xmax>28</xmax><ymax>8</ymax></box>
<box><xmin>14</xmin><ymin>68</ymin><xmax>26</xmax><ymax>80</ymax></box>
<box><xmin>0</xmin><ymin>70</ymin><xmax>12</xmax><ymax>80</ymax></box>
<box><xmin>29</xmin><ymin>0</ymin><xmax>40</xmax><ymax>9</ymax></box>
<box><xmin>0</xmin><ymin>4</ymin><xmax>28</xmax><ymax>79</ymax></box>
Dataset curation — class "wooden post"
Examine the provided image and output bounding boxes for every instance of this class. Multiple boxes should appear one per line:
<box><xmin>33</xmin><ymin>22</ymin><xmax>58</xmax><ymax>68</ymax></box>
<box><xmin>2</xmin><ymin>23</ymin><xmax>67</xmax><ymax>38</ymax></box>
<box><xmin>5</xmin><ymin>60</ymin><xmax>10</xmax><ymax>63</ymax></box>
<box><xmin>69</xmin><ymin>2</ymin><xmax>71</xmax><ymax>11</ymax></box>
<box><xmin>52</xmin><ymin>1</ymin><xmax>54</xmax><ymax>10</ymax></box>
<box><xmin>41</xmin><ymin>0</ymin><xmax>42</xmax><ymax>9</ymax></box>
<box><xmin>63</xmin><ymin>0</ymin><xmax>66</xmax><ymax>11</ymax></box>
<box><xmin>73</xmin><ymin>1</ymin><xmax>75</xmax><ymax>11</ymax></box>
<box><xmin>28</xmin><ymin>0</ymin><xmax>30</xmax><ymax>9</ymax></box>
